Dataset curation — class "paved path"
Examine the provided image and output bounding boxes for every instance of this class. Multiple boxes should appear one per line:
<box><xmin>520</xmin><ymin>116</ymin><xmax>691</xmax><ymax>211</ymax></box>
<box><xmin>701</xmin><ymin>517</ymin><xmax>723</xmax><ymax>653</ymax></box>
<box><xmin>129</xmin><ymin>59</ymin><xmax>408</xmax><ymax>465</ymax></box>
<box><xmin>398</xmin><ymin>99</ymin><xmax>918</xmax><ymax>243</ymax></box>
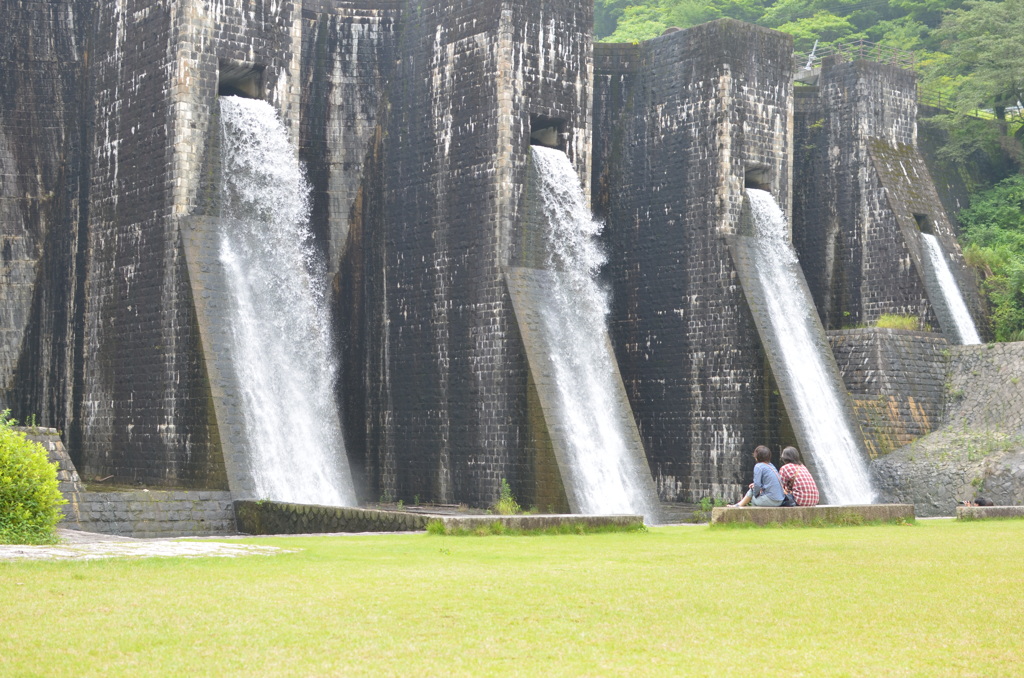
<box><xmin>0</xmin><ymin>529</ymin><xmax>295</xmax><ymax>562</ymax></box>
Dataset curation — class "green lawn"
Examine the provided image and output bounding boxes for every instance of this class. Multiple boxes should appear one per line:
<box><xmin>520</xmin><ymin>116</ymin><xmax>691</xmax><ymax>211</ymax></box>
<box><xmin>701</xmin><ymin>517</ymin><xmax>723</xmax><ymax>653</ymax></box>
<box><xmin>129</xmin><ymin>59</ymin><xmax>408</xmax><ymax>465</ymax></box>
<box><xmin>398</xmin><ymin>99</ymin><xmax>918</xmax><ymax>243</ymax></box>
<box><xmin>2</xmin><ymin>519</ymin><xmax>1021</xmax><ymax>677</ymax></box>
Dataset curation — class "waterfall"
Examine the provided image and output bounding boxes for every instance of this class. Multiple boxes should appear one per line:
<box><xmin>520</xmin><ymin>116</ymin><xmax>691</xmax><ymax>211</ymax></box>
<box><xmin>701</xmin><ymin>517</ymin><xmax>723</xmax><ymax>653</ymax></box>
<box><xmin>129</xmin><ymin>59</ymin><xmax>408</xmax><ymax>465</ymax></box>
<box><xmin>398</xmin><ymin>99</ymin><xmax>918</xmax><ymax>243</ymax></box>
<box><xmin>217</xmin><ymin>96</ymin><xmax>356</xmax><ymax>506</ymax></box>
<box><xmin>921</xmin><ymin>233</ymin><xmax>981</xmax><ymax>345</ymax></box>
<box><xmin>746</xmin><ymin>189</ymin><xmax>875</xmax><ymax>504</ymax></box>
<box><xmin>530</xmin><ymin>146</ymin><xmax>658</xmax><ymax>521</ymax></box>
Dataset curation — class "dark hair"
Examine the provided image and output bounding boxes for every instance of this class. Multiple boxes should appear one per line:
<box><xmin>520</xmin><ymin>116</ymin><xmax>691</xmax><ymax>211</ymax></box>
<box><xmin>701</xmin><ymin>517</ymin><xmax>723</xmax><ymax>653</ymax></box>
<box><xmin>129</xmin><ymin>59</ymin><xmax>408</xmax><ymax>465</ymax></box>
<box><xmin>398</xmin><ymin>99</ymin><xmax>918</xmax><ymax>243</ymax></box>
<box><xmin>974</xmin><ymin>496</ymin><xmax>994</xmax><ymax>506</ymax></box>
<box><xmin>753</xmin><ymin>445</ymin><xmax>772</xmax><ymax>463</ymax></box>
<box><xmin>781</xmin><ymin>446</ymin><xmax>803</xmax><ymax>465</ymax></box>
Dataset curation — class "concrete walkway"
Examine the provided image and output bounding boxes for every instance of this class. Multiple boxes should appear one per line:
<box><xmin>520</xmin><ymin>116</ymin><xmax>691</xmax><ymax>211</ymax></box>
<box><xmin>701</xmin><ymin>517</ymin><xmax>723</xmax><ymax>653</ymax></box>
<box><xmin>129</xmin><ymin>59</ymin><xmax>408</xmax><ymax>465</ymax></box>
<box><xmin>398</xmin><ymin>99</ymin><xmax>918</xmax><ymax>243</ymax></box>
<box><xmin>0</xmin><ymin>529</ymin><xmax>295</xmax><ymax>562</ymax></box>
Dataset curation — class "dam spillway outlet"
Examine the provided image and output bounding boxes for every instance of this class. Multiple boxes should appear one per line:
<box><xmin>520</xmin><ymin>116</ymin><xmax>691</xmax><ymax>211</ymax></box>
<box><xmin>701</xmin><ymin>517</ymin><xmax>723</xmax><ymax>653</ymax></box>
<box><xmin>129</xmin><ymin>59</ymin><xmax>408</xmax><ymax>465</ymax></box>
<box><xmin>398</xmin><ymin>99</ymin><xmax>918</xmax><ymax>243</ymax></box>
<box><xmin>218</xmin><ymin>62</ymin><xmax>264</xmax><ymax>100</ymax></box>
<box><xmin>530</xmin><ymin>114</ymin><xmax>568</xmax><ymax>151</ymax></box>
<box><xmin>745</xmin><ymin>167</ymin><xmax>771</xmax><ymax>192</ymax></box>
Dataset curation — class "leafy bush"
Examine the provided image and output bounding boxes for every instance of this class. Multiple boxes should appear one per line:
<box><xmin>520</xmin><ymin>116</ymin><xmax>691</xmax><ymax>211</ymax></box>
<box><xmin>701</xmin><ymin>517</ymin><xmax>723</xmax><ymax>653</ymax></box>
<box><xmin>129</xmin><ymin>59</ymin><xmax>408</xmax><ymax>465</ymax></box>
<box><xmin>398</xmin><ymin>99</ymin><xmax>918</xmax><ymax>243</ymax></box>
<box><xmin>0</xmin><ymin>411</ymin><xmax>66</xmax><ymax>544</ymax></box>
<box><xmin>958</xmin><ymin>175</ymin><xmax>1024</xmax><ymax>341</ymax></box>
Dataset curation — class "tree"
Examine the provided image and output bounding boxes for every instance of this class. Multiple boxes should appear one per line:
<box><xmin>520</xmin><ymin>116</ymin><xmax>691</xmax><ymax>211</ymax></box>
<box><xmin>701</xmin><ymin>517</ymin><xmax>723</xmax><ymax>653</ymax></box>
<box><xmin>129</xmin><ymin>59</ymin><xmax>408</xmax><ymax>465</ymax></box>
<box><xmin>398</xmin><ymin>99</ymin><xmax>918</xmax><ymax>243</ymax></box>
<box><xmin>774</xmin><ymin>11</ymin><xmax>863</xmax><ymax>52</ymax></box>
<box><xmin>933</xmin><ymin>0</ymin><xmax>1024</xmax><ymax>138</ymax></box>
<box><xmin>603</xmin><ymin>5</ymin><xmax>669</xmax><ymax>43</ymax></box>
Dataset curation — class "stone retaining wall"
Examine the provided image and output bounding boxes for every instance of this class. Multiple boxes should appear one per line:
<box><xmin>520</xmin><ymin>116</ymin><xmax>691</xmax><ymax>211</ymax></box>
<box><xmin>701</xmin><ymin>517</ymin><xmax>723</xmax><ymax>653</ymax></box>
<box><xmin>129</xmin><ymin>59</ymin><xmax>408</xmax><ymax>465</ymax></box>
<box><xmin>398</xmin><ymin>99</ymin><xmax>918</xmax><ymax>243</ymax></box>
<box><xmin>63</xmin><ymin>491</ymin><xmax>237</xmax><ymax>538</ymax></box>
<box><xmin>829</xmin><ymin>329</ymin><xmax>948</xmax><ymax>457</ymax></box>
<box><xmin>16</xmin><ymin>427</ymin><xmax>84</xmax><ymax>497</ymax></box>
<box><xmin>234</xmin><ymin>500</ymin><xmax>434</xmax><ymax>534</ymax></box>
<box><xmin>871</xmin><ymin>342</ymin><xmax>1024</xmax><ymax>515</ymax></box>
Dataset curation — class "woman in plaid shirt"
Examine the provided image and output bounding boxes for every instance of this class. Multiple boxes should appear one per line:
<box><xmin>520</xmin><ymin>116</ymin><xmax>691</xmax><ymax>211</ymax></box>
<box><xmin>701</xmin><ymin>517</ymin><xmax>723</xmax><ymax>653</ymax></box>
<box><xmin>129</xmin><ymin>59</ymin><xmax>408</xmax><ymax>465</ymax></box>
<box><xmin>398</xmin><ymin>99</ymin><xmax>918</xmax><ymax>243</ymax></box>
<box><xmin>778</xmin><ymin>446</ymin><xmax>819</xmax><ymax>506</ymax></box>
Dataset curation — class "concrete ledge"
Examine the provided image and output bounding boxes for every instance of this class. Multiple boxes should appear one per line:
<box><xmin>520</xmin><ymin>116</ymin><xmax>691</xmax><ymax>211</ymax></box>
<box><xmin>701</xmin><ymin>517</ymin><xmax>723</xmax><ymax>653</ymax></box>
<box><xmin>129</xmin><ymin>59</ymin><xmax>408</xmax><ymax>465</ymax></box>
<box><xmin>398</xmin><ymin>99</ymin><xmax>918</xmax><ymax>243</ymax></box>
<box><xmin>957</xmin><ymin>506</ymin><xmax>1024</xmax><ymax>521</ymax></box>
<box><xmin>435</xmin><ymin>514</ymin><xmax>644</xmax><ymax>533</ymax></box>
<box><xmin>711</xmin><ymin>504</ymin><xmax>914</xmax><ymax>526</ymax></box>
<box><xmin>234</xmin><ymin>501</ymin><xmax>436</xmax><ymax>534</ymax></box>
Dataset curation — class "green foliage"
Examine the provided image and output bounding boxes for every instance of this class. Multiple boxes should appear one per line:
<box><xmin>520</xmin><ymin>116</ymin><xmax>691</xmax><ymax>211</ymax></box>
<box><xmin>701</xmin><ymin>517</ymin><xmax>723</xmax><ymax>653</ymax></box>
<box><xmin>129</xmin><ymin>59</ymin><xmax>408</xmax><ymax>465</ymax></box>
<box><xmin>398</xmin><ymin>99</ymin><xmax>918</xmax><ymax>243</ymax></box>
<box><xmin>875</xmin><ymin>313</ymin><xmax>922</xmax><ymax>330</ymax></box>
<box><xmin>602</xmin><ymin>5</ymin><xmax>670</xmax><ymax>42</ymax></box>
<box><xmin>594</xmin><ymin>0</ymin><xmax>963</xmax><ymax>55</ymax></box>
<box><xmin>0</xmin><ymin>411</ymin><xmax>66</xmax><ymax>544</ymax></box>
<box><xmin>958</xmin><ymin>175</ymin><xmax>1024</xmax><ymax>341</ymax></box>
<box><xmin>774</xmin><ymin>11</ymin><xmax>862</xmax><ymax>52</ymax></box>
<box><xmin>494</xmin><ymin>478</ymin><xmax>521</xmax><ymax>515</ymax></box>
<box><xmin>692</xmin><ymin>496</ymin><xmax>727</xmax><ymax>522</ymax></box>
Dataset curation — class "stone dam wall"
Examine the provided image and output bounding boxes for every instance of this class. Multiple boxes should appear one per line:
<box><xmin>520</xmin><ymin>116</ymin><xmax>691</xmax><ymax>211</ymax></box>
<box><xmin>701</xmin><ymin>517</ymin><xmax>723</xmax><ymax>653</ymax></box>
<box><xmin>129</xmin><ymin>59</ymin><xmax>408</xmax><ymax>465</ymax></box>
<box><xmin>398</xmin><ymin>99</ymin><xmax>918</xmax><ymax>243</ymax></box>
<box><xmin>1</xmin><ymin>2</ymin><xmax>1012</xmax><ymax>519</ymax></box>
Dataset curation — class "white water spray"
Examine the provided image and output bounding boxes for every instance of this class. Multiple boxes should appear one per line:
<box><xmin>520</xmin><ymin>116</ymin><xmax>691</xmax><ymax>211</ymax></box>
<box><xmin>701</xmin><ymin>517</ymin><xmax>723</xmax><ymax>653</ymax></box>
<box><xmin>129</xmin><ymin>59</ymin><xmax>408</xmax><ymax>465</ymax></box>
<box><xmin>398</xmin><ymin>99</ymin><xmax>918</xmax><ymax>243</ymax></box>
<box><xmin>531</xmin><ymin>146</ymin><xmax>658</xmax><ymax>521</ymax></box>
<box><xmin>921</xmin><ymin>233</ymin><xmax>981</xmax><ymax>345</ymax></box>
<box><xmin>218</xmin><ymin>96</ymin><xmax>356</xmax><ymax>505</ymax></box>
<box><xmin>746</xmin><ymin>189</ymin><xmax>875</xmax><ymax>504</ymax></box>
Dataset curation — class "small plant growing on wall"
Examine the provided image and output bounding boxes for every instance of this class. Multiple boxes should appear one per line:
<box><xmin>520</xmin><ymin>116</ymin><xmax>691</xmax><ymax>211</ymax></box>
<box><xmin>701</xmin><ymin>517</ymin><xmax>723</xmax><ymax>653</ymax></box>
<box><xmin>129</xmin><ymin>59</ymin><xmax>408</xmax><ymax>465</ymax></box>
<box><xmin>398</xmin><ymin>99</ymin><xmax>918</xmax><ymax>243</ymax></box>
<box><xmin>875</xmin><ymin>314</ymin><xmax>923</xmax><ymax>331</ymax></box>
<box><xmin>0</xmin><ymin>410</ymin><xmax>66</xmax><ymax>544</ymax></box>
<box><xmin>494</xmin><ymin>478</ymin><xmax>521</xmax><ymax>516</ymax></box>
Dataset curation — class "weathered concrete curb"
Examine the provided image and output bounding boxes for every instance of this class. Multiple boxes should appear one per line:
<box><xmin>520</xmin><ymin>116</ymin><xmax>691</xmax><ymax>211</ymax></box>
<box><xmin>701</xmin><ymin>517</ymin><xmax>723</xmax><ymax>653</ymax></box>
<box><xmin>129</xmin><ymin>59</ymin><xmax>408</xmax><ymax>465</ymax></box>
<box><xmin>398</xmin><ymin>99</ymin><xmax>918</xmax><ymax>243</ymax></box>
<box><xmin>956</xmin><ymin>505</ymin><xmax>1024</xmax><ymax>521</ymax></box>
<box><xmin>435</xmin><ymin>514</ymin><xmax>644</xmax><ymax>533</ymax></box>
<box><xmin>234</xmin><ymin>501</ymin><xmax>437</xmax><ymax>534</ymax></box>
<box><xmin>711</xmin><ymin>504</ymin><xmax>915</xmax><ymax>526</ymax></box>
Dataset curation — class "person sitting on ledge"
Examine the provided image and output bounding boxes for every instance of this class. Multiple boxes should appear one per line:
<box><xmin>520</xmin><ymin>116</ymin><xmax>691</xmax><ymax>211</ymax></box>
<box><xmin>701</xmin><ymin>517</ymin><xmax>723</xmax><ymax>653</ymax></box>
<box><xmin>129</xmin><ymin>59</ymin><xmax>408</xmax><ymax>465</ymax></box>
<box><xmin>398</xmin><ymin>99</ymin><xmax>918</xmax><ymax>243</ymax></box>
<box><xmin>729</xmin><ymin>445</ymin><xmax>784</xmax><ymax>507</ymax></box>
<box><xmin>778</xmin><ymin>446</ymin><xmax>819</xmax><ymax>507</ymax></box>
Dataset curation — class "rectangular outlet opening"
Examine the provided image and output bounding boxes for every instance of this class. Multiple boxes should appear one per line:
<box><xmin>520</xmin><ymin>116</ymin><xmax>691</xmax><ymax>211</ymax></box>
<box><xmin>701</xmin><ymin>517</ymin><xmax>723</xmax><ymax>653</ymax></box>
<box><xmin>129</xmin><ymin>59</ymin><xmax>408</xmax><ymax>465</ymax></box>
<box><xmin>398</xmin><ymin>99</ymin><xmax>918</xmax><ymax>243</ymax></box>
<box><xmin>914</xmin><ymin>213</ymin><xmax>935</xmax><ymax>235</ymax></box>
<box><xmin>745</xmin><ymin>167</ymin><xmax>771</xmax><ymax>192</ymax></box>
<box><xmin>530</xmin><ymin>114</ymin><xmax>568</xmax><ymax>151</ymax></box>
<box><xmin>218</xmin><ymin>61</ymin><xmax>265</xmax><ymax>99</ymax></box>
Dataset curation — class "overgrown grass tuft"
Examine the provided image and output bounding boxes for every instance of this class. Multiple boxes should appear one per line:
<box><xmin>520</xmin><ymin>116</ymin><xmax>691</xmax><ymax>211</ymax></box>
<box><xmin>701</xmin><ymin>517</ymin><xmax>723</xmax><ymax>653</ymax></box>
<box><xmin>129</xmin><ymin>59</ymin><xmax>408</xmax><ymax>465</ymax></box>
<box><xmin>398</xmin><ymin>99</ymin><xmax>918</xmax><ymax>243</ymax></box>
<box><xmin>875</xmin><ymin>313</ymin><xmax>923</xmax><ymax>330</ymax></box>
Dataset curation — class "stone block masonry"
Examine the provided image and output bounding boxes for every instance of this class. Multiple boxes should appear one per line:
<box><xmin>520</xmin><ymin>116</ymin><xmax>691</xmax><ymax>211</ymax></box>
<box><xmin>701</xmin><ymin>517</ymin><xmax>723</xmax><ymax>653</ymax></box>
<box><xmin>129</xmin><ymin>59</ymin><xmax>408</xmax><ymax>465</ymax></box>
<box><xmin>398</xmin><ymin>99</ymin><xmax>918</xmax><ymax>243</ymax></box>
<box><xmin>829</xmin><ymin>328</ymin><xmax>948</xmax><ymax>457</ymax></box>
<box><xmin>64</xmin><ymin>491</ymin><xmax>237</xmax><ymax>538</ymax></box>
<box><xmin>593</xmin><ymin>20</ymin><xmax>796</xmax><ymax>503</ymax></box>
<box><xmin>365</xmin><ymin>0</ymin><xmax>594</xmax><ymax>509</ymax></box>
<box><xmin>234</xmin><ymin>500</ymin><xmax>433</xmax><ymax>534</ymax></box>
<box><xmin>77</xmin><ymin>0</ymin><xmax>313</xmax><ymax>488</ymax></box>
<box><xmin>871</xmin><ymin>341</ymin><xmax>1024</xmax><ymax>515</ymax></box>
<box><xmin>0</xmin><ymin>0</ymin><xmax>91</xmax><ymax>445</ymax></box>
<box><xmin>791</xmin><ymin>59</ymin><xmax>983</xmax><ymax>340</ymax></box>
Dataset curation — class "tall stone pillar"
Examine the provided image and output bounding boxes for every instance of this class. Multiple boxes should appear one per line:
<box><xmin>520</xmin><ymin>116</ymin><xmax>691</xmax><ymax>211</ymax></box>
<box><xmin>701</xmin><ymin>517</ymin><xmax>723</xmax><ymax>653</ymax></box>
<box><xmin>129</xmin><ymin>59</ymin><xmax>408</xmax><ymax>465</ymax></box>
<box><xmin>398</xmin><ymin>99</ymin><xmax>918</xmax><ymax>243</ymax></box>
<box><xmin>594</xmin><ymin>20</ymin><xmax>796</xmax><ymax>502</ymax></box>
<box><xmin>367</xmin><ymin>0</ymin><xmax>593</xmax><ymax>507</ymax></box>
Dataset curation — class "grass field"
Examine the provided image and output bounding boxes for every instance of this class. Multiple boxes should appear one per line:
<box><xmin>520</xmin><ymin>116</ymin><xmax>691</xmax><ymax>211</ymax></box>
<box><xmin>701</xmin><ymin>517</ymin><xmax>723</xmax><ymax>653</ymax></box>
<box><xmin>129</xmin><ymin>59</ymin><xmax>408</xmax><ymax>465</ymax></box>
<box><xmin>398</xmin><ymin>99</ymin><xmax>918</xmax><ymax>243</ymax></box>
<box><xmin>2</xmin><ymin>519</ymin><xmax>1021</xmax><ymax>677</ymax></box>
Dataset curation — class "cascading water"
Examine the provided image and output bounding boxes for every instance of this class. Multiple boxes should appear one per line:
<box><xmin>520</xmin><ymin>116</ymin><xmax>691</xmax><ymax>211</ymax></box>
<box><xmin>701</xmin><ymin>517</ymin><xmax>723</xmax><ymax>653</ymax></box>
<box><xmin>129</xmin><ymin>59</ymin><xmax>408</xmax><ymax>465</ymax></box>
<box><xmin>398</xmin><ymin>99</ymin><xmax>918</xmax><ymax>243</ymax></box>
<box><xmin>218</xmin><ymin>96</ymin><xmax>356</xmax><ymax>505</ymax></box>
<box><xmin>746</xmin><ymin>189</ymin><xmax>875</xmax><ymax>504</ymax></box>
<box><xmin>921</xmin><ymin>233</ymin><xmax>981</xmax><ymax>345</ymax></box>
<box><xmin>531</xmin><ymin>146</ymin><xmax>658</xmax><ymax>521</ymax></box>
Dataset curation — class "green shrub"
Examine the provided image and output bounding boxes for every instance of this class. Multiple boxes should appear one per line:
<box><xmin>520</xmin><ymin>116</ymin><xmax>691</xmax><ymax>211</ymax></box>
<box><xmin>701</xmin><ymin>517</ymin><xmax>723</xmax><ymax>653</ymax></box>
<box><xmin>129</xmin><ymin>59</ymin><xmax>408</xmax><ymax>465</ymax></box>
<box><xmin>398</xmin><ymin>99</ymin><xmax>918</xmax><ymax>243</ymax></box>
<box><xmin>0</xmin><ymin>411</ymin><xmax>66</xmax><ymax>544</ymax></box>
<box><xmin>958</xmin><ymin>175</ymin><xmax>1024</xmax><ymax>341</ymax></box>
